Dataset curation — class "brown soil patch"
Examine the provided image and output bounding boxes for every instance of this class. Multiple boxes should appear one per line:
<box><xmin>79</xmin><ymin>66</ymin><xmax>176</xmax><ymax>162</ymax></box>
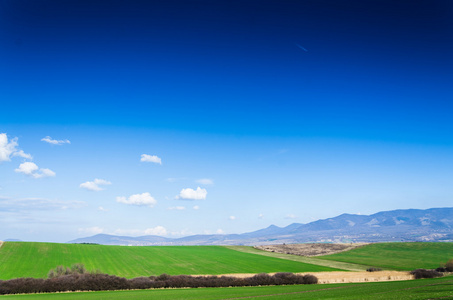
<box><xmin>255</xmin><ymin>243</ymin><xmax>368</xmax><ymax>257</ymax></box>
<box><xmin>195</xmin><ymin>271</ymin><xmax>413</xmax><ymax>284</ymax></box>
<box><xmin>302</xmin><ymin>271</ymin><xmax>413</xmax><ymax>284</ymax></box>
<box><xmin>0</xmin><ymin>241</ymin><xmax>3</xmax><ymax>248</ymax></box>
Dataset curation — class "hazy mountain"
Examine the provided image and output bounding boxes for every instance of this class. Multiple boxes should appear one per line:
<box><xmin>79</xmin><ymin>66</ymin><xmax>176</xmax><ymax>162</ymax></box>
<box><xmin>68</xmin><ymin>234</ymin><xmax>173</xmax><ymax>245</ymax></box>
<box><xmin>67</xmin><ymin>207</ymin><xmax>453</xmax><ymax>246</ymax></box>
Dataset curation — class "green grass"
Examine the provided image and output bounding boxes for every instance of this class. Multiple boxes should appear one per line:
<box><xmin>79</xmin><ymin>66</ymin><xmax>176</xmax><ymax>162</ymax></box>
<box><xmin>318</xmin><ymin>242</ymin><xmax>453</xmax><ymax>271</ymax></box>
<box><xmin>0</xmin><ymin>242</ymin><xmax>340</xmax><ymax>280</ymax></box>
<box><xmin>1</xmin><ymin>276</ymin><xmax>452</xmax><ymax>299</ymax></box>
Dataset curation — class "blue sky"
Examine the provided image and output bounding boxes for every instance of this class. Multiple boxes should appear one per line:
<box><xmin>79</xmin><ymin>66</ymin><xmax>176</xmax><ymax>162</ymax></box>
<box><xmin>1</xmin><ymin>0</ymin><xmax>452</xmax><ymax>242</ymax></box>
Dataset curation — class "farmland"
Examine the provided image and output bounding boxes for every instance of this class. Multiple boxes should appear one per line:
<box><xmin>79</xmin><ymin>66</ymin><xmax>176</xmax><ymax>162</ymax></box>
<box><xmin>0</xmin><ymin>276</ymin><xmax>452</xmax><ymax>299</ymax></box>
<box><xmin>2</xmin><ymin>241</ymin><xmax>453</xmax><ymax>298</ymax></box>
<box><xmin>317</xmin><ymin>242</ymin><xmax>453</xmax><ymax>270</ymax></box>
<box><xmin>0</xmin><ymin>242</ymin><xmax>340</xmax><ymax>280</ymax></box>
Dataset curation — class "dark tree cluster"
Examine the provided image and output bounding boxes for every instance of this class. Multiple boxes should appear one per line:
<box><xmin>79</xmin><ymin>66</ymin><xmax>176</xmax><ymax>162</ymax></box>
<box><xmin>0</xmin><ymin>271</ymin><xmax>318</xmax><ymax>295</ymax></box>
<box><xmin>410</xmin><ymin>269</ymin><xmax>443</xmax><ymax>279</ymax></box>
<box><xmin>366</xmin><ymin>267</ymin><xmax>382</xmax><ymax>272</ymax></box>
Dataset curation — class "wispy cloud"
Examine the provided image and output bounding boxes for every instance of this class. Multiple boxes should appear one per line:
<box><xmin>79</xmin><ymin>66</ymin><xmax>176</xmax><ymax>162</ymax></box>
<box><xmin>285</xmin><ymin>214</ymin><xmax>297</xmax><ymax>219</ymax></box>
<box><xmin>78</xmin><ymin>226</ymin><xmax>104</xmax><ymax>235</ymax></box>
<box><xmin>296</xmin><ymin>43</ymin><xmax>308</xmax><ymax>52</ymax></box>
<box><xmin>0</xmin><ymin>197</ymin><xmax>85</xmax><ymax>212</ymax></box>
<box><xmin>113</xmin><ymin>226</ymin><xmax>167</xmax><ymax>236</ymax></box>
<box><xmin>12</xmin><ymin>150</ymin><xmax>32</xmax><ymax>160</ymax></box>
<box><xmin>229</xmin><ymin>216</ymin><xmax>236</xmax><ymax>220</ymax></box>
<box><xmin>168</xmin><ymin>206</ymin><xmax>185</xmax><ymax>210</ymax></box>
<box><xmin>116</xmin><ymin>192</ymin><xmax>157</xmax><ymax>207</ymax></box>
<box><xmin>41</xmin><ymin>136</ymin><xmax>71</xmax><ymax>145</ymax></box>
<box><xmin>15</xmin><ymin>162</ymin><xmax>56</xmax><ymax>178</ymax></box>
<box><xmin>166</xmin><ymin>177</ymin><xmax>187</xmax><ymax>183</ymax></box>
<box><xmin>176</xmin><ymin>187</ymin><xmax>207</xmax><ymax>200</ymax></box>
<box><xmin>80</xmin><ymin>178</ymin><xmax>112</xmax><ymax>191</ymax></box>
<box><xmin>196</xmin><ymin>178</ymin><xmax>214</xmax><ymax>185</ymax></box>
<box><xmin>141</xmin><ymin>154</ymin><xmax>162</xmax><ymax>164</ymax></box>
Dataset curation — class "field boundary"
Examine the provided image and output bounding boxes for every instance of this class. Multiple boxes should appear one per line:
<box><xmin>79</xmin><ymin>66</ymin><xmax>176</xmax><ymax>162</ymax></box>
<box><xmin>225</xmin><ymin>246</ymin><xmax>369</xmax><ymax>271</ymax></box>
<box><xmin>194</xmin><ymin>271</ymin><xmax>413</xmax><ymax>284</ymax></box>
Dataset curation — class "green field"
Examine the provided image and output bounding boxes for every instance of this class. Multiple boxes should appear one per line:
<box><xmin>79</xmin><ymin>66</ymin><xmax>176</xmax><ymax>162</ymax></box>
<box><xmin>1</xmin><ymin>276</ymin><xmax>452</xmax><ymax>299</ymax></box>
<box><xmin>0</xmin><ymin>242</ymin><xmax>340</xmax><ymax>280</ymax></box>
<box><xmin>318</xmin><ymin>242</ymin><xmax>453</xmax><ymax>270</ymax></box>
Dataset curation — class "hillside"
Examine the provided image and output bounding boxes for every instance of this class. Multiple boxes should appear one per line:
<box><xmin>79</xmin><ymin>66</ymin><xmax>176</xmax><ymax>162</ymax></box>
<box><xmin>317</xmin><ymin>242</ymin><xmax>453</xmax><ymax>271</ymax></box>
<box><xmin>69</xmin><ymin>207</ymin><xmax>453</xmax><ymax>245</ymax></box>
<box><xmin>0</xmin><ymin>242</ymin><xmax>339</xmax><ymax>280</ymax></box>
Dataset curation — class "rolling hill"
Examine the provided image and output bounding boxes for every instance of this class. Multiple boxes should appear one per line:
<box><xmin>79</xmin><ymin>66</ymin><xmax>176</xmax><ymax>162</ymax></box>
<box><xmin>0</xmin><ymin>242</ymin><xmax>340</xmax><ymax>280</ymax></box>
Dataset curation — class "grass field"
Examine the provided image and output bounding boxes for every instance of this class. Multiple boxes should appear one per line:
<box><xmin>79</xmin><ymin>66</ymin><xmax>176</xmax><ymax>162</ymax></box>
<box><xmin>1</xmin><ymin>276</ymin><xmax>452</xmax><ymax>299</ymax></box>
<box><xmin>227</xmin><ymin>246</ymin><xmax>369</xmax><ymax>271</ymax></box>
<box><xmin>317</xmin><ymin>242</ymin><xmax>453</xmax><ymax>271</ymax></box>
<box><xmin>0</xmin><ymin>242</ymin><xmax>340</xmax><ymax>280</ymax></box>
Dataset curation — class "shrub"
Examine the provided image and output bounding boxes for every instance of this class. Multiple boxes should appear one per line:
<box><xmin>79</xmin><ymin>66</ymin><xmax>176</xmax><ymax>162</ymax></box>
<box><xmin>303</xmin><ymin>274</ymin><xmax>318</xmax><ymax>284</ymax></box>
<box><xmin>445</xmin><ymin>259</ymin><xmax>453</xmax><ymax>272</ymax></box>
<box><xmin>129</xmin><ymin>277</ymin><xmax>153</xmax><ymax>289</ymax></box>
<box><xmin>47</xmin><ymin>263</ymin><xmax>87</xmax><ymax>279</ymax></box>
<box><xmin>410</xmin><ymin>269</ymin><xmax>443</xmax><ymax>279</ymax></box>
<box><xmin>366</xmin><ymin>267</ymin><xmax>382</xmax><ymax>272</ymax></box>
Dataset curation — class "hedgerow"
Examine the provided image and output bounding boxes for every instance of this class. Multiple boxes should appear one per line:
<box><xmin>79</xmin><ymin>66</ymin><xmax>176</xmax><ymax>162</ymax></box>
<box><xmin>410</xmin><ymin>269</ymin><xmax>443</xmax><ymax>279</ymax></box>
<box><xmin>0</xmin><ymin>270</ymin><xmax>317</xmax><ymax>295</ymax></box>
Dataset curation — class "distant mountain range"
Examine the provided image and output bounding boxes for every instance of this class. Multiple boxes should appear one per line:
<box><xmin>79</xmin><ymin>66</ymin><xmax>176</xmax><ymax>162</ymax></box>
<box><xmin>68</xmin><ymin>207</ymin><xmax>453</xmax><ymax>246</ymax></box>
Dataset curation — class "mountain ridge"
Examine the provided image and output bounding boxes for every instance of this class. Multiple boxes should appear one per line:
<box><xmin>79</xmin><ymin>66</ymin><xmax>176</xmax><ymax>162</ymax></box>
<box><xmin>68</xmin><ymin>207</ymin><xmax>453</xmax><ymax>245</ymax></box>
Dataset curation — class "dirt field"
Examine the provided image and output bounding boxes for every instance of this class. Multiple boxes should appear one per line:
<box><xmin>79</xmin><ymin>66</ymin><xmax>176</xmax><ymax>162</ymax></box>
<box><xmin>198</xmin><ymin>271</ymin><xmax>413</xmax><ymax>284</ymax></box>
<box><xmin>255</xmin><ymin>243</ymin><xmax>368</xmax><ymax>257</ymax></box>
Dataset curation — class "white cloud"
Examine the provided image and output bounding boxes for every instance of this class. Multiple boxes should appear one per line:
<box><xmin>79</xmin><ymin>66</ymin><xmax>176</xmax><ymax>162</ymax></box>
<box><xmin>286</xmin><ymin>214</ymin><xmax>297</xmax><ymax>219</ymax></box>
<box><xmin>170</xmin><ymin>229</ymin><xmax>193</xmax><ymax>237</ymax></box>
<box><xmin>78</xmin><ymin>227</ymin><xmax>104</xmax><ymax>235</ymax></box>
<box><xmin>80</xmin><ymin>178</ymin><xmax>112</xmax><ymax>191</ymax></box>
<box><xmin>15</xmin><ymin>162</ymin><xmax>56</xmax><ymax>178</ymax></box>
<box><xmin>0</xmin><ymin>133</ymin><xmax>17</xmax><ymax>162</ymax></box>
<box><xmin>15</xmin><ymin>161</ymin><xmax>38</xmax><ymax>175</ymax></box>
<box><xmin>144</xmin><ymin>226</ymin><xmax>167</xmax><ymax>236</ymax></box>
<box><xmin>0</xmin><ymin>133</ymin><xmax>31</xmax><ymax>162</ymax></box>
<box><xmin>193</xmin><ymin>205</ymin><xmax>200</xmax><ymax>210</ymax></box>
<box><xmin>12</xmin><ymin>150</ymin><xmax>32</xmax><ymax>160</ymax></box>
<box><xmin>39</xmin><ymin>168</ymin><xmax>56</xmax><ymax>178</ymax></box>
<box><xmin>113</xmin><ymin>226</ymin><xmax>168</xmax><ymax>237</ymax></box>
<box><xmin>41</xmin><ymin>136</ymin><xmax>70</xmax><ymax>145</ymax></box>
<box><xmin>216</xmin><ymin>229</ymin><xmax>225</xmax><ymax>234</ymax></box>
<box><xmin>196</xmin><ymin>178</ymin><xmax>214</xmax><ymax>185</ymax></box>
<box><xmin>141</xmin><ymin>154</ymin><xmax>162</xmax><ymax>164</ymax></box>
<box><xmin>116</xmin><ymin>192</ymin><xmax>157</xmax><ymax>207</ymax></box>
<box><xmin>98</xmin><ymin>206</ymin><xmax>109</xmax><ymax>212</ymax></box>
<box><xmin>176</xmin><ymin>187</ymin><xmax>207</xmax><ymax>200</ymax></box>
<box><xmin>229</xmin><ymin>216</ymin><xmax>236</xmax><ymax>220</ymax></box>
<box><xmin>258</xmin><ymin>214</ymin><xmax>264</xmax><ymax>219</ymax></box>
<box><xmin>168</xmin><ymin>206</ymin><xmax>185</xmax><ymax>210</ymax></box>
